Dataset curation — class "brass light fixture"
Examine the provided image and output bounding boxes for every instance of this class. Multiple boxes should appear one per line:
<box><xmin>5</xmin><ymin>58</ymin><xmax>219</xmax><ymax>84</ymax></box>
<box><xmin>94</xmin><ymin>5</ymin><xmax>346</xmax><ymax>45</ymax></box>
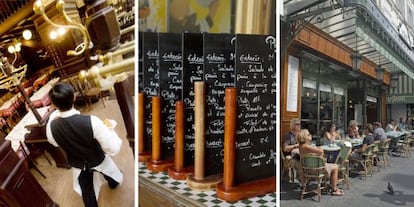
<box><xmin>33</xmin><ymin>0</ymin><xmax>90</xmax><ymax>56</ymax></box>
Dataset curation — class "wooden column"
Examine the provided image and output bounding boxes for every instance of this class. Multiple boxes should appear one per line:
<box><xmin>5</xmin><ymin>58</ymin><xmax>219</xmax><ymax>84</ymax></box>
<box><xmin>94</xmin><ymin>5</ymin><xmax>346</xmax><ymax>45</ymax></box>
<box><xmin>168</xmin><ymin>101</ymin><xmax>193</xmax><ymax>179</ymax></box>
<box><xmin>152</xmin><ymin>96</ymin><xmax>161</xmax><ymax>162</ymax></box>
<box><xmin>114</xmin><ymin>77</ymin><xmax>135</xmax><ymax>153</ymax></box>
<box><xmin>138</xmin><ymin>93</ymin><xmax>151</xmax><ymax>162</ymax></box>
<box><xmin>187</xmin><ymin>82</ymin><xmax>222</xmax><ymax>190</ymax></box>
<box><xmin>147</xmin><ymin>96</ymin><xmax>173</xmax><ymax>172</ymax></box>
<box><xmin>193</xmin><ymin>82</ymin><xmax>205</xmax><ymax>180</ymax></box>
<box><xmin>222</xmin><ymin>88</ymin><xmax>236</xmax><ymax>189</ymax></box>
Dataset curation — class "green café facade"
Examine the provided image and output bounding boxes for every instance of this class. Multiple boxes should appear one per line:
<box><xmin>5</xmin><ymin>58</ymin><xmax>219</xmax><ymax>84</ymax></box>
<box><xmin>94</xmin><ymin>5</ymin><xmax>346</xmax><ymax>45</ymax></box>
<box><xmin>387</xmin><ymin>73</ymin><xmax>414</xmax><ymax>129</ymax></box>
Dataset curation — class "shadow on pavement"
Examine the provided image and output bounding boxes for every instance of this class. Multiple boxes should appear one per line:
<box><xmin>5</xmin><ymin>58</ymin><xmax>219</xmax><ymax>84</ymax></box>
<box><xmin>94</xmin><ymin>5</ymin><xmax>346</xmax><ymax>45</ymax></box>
<box><xmin>364</xmin><ymin>191</ymin><xmax>414</xmax><ymax>206</ymax></box>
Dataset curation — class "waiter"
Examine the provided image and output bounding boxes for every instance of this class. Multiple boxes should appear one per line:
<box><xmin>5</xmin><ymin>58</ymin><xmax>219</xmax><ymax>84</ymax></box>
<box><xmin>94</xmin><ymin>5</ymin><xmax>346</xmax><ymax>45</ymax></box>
<box><xmin>46</xmin><ymin>82</ymin><xmax>123</xmax><ymax>207</ymax></box>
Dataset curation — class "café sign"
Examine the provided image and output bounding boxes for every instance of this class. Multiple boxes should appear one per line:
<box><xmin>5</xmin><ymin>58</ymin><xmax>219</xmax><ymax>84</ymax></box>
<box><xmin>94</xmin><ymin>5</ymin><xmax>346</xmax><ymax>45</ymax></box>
<box><xmin>386</xmin><ymin>95</ymin><xmax>414</xmax><ymax>104</ymax></box>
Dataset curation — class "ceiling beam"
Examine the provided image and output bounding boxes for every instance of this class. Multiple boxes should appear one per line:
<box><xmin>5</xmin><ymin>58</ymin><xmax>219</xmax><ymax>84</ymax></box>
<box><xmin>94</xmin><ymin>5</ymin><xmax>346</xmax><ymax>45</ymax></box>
<box><xmin>0</xmin><ymin>1</ymin><xmax>34</xmax><ymax>38</ymax></box>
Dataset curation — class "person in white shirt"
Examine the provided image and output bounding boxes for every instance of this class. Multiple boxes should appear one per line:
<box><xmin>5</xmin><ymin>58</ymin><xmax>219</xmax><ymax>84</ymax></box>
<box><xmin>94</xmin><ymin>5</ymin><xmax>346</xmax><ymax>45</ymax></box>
<box><xmin>386</xmin><ymin>120</ymin><xmax>398</xmax><ymax>132</ymax></box>
<box><xmin>46</xmin><ymin>82</ymin><xmax>123</xmax><ymax>207</ymax></box>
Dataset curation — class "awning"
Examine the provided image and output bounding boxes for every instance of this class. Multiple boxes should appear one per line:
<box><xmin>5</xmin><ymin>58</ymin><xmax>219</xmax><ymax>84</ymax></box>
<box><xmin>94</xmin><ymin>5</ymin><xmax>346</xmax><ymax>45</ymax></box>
<box><xmin>283</xmin><ymin>0</ymin><xmax>414</xmax><ymax>80</ymax></box>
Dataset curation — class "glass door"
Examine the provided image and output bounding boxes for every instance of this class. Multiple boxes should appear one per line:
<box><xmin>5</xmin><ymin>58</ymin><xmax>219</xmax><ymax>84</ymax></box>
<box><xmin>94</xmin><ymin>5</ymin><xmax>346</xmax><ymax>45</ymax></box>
<box><xmin>366</xmin><ymin>95</ymin><xmax>378</xmax><ymax>124</ymax></box>
<box><xmin>333</xmin><ymin>87</ymin><xmax>345</xmax><ymax>136</ymax></box>
<box><xmin>319</xmin><ymin>83</ymin><xmax>332</xmax><ymax>139</ymax></box>
<box><xmin>301</xmin><ymin>79</ymin><xmax>318</xmax><ymax>136</ymax></box>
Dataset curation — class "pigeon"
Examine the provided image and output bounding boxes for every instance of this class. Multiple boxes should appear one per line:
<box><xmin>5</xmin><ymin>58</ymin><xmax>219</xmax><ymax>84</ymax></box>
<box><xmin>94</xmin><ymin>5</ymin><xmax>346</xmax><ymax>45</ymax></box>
<box><xmin>388</xmin><ymin>182</ymin><xmax>394</xmax><ymax>195</ymax></box>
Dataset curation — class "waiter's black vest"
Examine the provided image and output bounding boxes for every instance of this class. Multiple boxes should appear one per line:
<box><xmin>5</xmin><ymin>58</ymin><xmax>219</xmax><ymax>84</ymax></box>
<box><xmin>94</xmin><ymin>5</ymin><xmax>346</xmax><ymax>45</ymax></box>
<box><xmin>51</xmin><ymin>114</ymin><xmax>105</xmax><ymax>169</ymax></box>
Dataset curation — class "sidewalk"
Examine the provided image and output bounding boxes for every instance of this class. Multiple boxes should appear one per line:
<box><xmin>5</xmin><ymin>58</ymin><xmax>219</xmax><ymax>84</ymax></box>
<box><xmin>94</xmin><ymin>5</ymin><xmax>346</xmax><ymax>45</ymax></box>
<box><xmin>280</xmin><ymin>149</ymin><xmax>414</xmax><ymax>207</ymax></box>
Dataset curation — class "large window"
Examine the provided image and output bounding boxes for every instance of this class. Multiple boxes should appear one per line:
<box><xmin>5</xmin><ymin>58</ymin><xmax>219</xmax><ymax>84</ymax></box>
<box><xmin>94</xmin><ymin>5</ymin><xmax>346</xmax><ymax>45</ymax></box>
<box><xmin>301</xmin><ymin>79</ymin><xmax>318</xmax><ymax>136</ymax></box>
<box><xmin>333</xmin><ymin>87</ymin><xmax>345</xmax><ymax>134</ymax></box>
<box><xmin>301</xmin><ymin>78</ymin><xmax>346</xmax><ymax>144</ymax></box>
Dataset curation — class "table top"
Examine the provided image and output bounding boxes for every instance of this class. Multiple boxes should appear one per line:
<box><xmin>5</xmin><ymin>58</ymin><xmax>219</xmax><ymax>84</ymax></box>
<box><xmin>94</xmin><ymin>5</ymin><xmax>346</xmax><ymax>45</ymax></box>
<box><xmin>0</xmin><ymin>94</ymin><xmax>19</xmax><ymax>111</ymax></box>
<box><xmin>348</xmin><ymin>138</ymin><xmax>363</xmax><ymax>146</ymax></box>
<box><xmin>5</xmin><ymin>106</ymin><xmax>49</xmax><ymax>151</ymax></box>
<box><xmin>385</xmin><ymin>131</ymin><xmax>407</xmax><ymax>138</ymax></box>
<box><xmin>30</xmin><ymin>77</ymin><xmax>59</xmax><ymax>101</ymax></box>
<box><xmin>320</xmin><ymin>144</ymin><xmax>341</xmax><ymax>151</ymax></box>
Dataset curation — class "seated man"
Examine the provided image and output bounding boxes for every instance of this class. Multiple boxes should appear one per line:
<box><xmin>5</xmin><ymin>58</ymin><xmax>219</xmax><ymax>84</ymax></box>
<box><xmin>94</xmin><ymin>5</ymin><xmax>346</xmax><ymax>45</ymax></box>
<box><xmin>373</xmin><ymin>122</ymin><xmax>387</xmax><ymax>142</ymax></box>
<box><xmin>283</xmin><ymin>118</ymin><xmax>303</xmax><ymax>184</ymax></box>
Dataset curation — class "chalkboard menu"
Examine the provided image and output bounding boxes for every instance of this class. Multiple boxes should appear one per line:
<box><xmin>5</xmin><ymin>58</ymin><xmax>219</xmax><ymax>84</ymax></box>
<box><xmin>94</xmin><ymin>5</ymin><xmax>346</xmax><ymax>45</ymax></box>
<box><xmin>234</xmin><ymin>34</ymin><xmax>276</xmax><ymax>185</ymax></box>
<box><xmin>142</xmin><ymin>32</ymin><xmax>160</xmax><ymax>153</ymax></box>
<box><xmin>203</xmin><ymin>33</ymin><xmax>235</xmax><ymax>176</ymax></box>
<box><xmin>182</xmin><ymin>33</ymin><xmax>203</xmax><ymax>166</ymax></box>
<box><xmin>138</xmin><ymin>32</ymin><xmax>144</xmax><ymax>92</ymax></box>
<box><xmin>158</xmin><ymin>33</ymin><xmax>183</xmax><ymax>159</ymax></box>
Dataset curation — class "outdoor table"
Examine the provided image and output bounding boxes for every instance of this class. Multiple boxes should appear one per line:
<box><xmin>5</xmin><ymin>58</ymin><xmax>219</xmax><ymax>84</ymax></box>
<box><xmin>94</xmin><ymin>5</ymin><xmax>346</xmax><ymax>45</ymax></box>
<box><xmin>320</xmin><ymin>144</ymin><xmax>341</xmax><ymax>163</ymax></box>
<box><xmin>349</xmin><ymin>138</ymin><xmax>363</xmax><ymax>148</ymax></box>
<box><xmin>386</xmin><ymin>131</ymin><xmax>406</xmax><ymax>152</ymax></box>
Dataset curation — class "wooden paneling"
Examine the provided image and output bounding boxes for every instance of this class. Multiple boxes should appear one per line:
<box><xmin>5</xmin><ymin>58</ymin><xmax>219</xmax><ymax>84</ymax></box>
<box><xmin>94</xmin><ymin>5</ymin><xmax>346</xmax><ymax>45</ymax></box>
<box><xmin>310</xmin><ymin>31</ymin><xmax>318</xmax><ymax>47</ymax></box>
<box><xmin>384</xmin><ymin>71</ymin><xmax>391</xmax><ymax>85</ymax></box>
<box><xmin>360</xmin><ymin>61</ymin><xmax>376</xmax><ymax>78</ymax></box>
<box><xmin>293</xmin><ymin>24</ymin><xmax>386</xmax><ymax>83</ymax></box>
<box><xmin>295</xmin><ymin>25</ymin><xmax>353</xmax><ymax>67</ymax></box>
<box><xmin>325</xmin><ymin>41</ymin><xmax>333</xmax><ymax>56</ymax></box>
<box><xmin>317</xmin><ymin>37</ymin><xmax>326</xmax><ymax>53</ymax></box>
<box><xmin>298</xmin><ymin>28</ymin><xmax>310</xmax><ymax>43</ymax></box>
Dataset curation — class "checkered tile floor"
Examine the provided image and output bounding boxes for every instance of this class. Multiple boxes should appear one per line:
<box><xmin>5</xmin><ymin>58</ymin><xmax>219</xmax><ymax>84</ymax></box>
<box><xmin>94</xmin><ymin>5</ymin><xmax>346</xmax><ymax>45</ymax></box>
<box><xmin>139</xmin><ymin>163</ymin><xmax>276</xmax><ymax>207</ymax></box>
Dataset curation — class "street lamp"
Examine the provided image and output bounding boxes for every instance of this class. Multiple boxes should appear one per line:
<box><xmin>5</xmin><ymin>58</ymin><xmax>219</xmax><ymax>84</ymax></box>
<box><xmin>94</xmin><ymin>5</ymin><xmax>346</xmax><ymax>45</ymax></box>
<box><xmin>391</xmin><ymin>75</ymin><xmax>398</xmax><ymax>88</ymax></box>
<box><xmin>350</xmin><ymin>34</ymin><xmax>362</xmax><ymax>71</ymax></box>
<box><xmin>375</xmin><ymin>66</ymin><xmax>385</xmax><ymax>82</ymax></box>
<box><xmin>350</xmin><ymin>53</ymin><xmax>362</xmax><ymax>71</ymax></box>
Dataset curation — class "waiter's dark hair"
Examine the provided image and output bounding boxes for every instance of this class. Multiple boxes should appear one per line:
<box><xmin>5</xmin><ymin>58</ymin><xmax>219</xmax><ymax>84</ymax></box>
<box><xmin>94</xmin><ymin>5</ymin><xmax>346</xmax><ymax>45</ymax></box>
<box><xmin>49</xmin><ymin>82</ymin><xmax>74</xmax><ymax>111</ymax></box>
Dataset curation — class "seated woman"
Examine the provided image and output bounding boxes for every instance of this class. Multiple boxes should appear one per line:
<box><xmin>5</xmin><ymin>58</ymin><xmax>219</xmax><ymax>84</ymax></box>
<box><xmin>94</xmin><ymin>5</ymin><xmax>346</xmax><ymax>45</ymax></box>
<box><xmin>298</xmin><ymin>129</ymin><xmax>344</xmax><ymax>196</ymax></box>
<box><xmin>347</xmin><ymin>120</ymin><xmax>360</xmax><ymax>138</ymax></box>
<box><xmin>322</xmin><ymin>123</ymin><xmax>341</xmax><ymax>145</ymax></box>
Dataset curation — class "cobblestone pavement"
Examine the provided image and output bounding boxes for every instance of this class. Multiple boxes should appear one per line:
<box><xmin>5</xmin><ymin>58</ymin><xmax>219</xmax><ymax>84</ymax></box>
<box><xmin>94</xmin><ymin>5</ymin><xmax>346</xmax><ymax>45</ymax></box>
<box><xmin>280</xmin><ymin>149</ymin><xmax>414</xmax><ymax>207</ymax></box>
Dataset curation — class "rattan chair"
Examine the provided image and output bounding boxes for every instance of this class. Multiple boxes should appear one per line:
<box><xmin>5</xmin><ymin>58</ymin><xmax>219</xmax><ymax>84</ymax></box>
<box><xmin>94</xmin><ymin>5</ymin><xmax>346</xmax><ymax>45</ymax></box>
<box><xmin>300</xmin><ymin>155</ymin><xmax>328</xmax><ymax>202</ymax></box>
<box><xmin>355</xmin><ymin>144</ymin><xmax>375</xmax><ymax>180</ymax></box>
<box><xmin>281</xmin><ymin>148</ymin><xmax>295</xmax><ymax>183</ymax></box>
<box><xmin>335</xmin><ymin>145</ymin><xmax>352</xmax><ymax>189</ymax></box>
<box><xmin>395</xmin><ymin>135</ymin><xmax>411</xmax><ymax>158</ymax></box>
<box><xmin>378</xmin><ymin>138</ymin><xmax>391</xmax><ymax>167</ymax></box>
<box><xmin>372</xmin><ymin>140</ymin><xmax>381</xmax><ymax>172</ymax></box>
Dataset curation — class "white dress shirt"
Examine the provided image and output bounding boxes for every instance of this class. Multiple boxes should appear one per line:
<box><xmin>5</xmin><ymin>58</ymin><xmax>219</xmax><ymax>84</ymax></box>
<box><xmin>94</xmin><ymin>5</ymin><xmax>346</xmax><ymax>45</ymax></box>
<box><xmin>46</xmin><ymin>108</ymin><xmax>123</xmax><ymax>198</ymax></box>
